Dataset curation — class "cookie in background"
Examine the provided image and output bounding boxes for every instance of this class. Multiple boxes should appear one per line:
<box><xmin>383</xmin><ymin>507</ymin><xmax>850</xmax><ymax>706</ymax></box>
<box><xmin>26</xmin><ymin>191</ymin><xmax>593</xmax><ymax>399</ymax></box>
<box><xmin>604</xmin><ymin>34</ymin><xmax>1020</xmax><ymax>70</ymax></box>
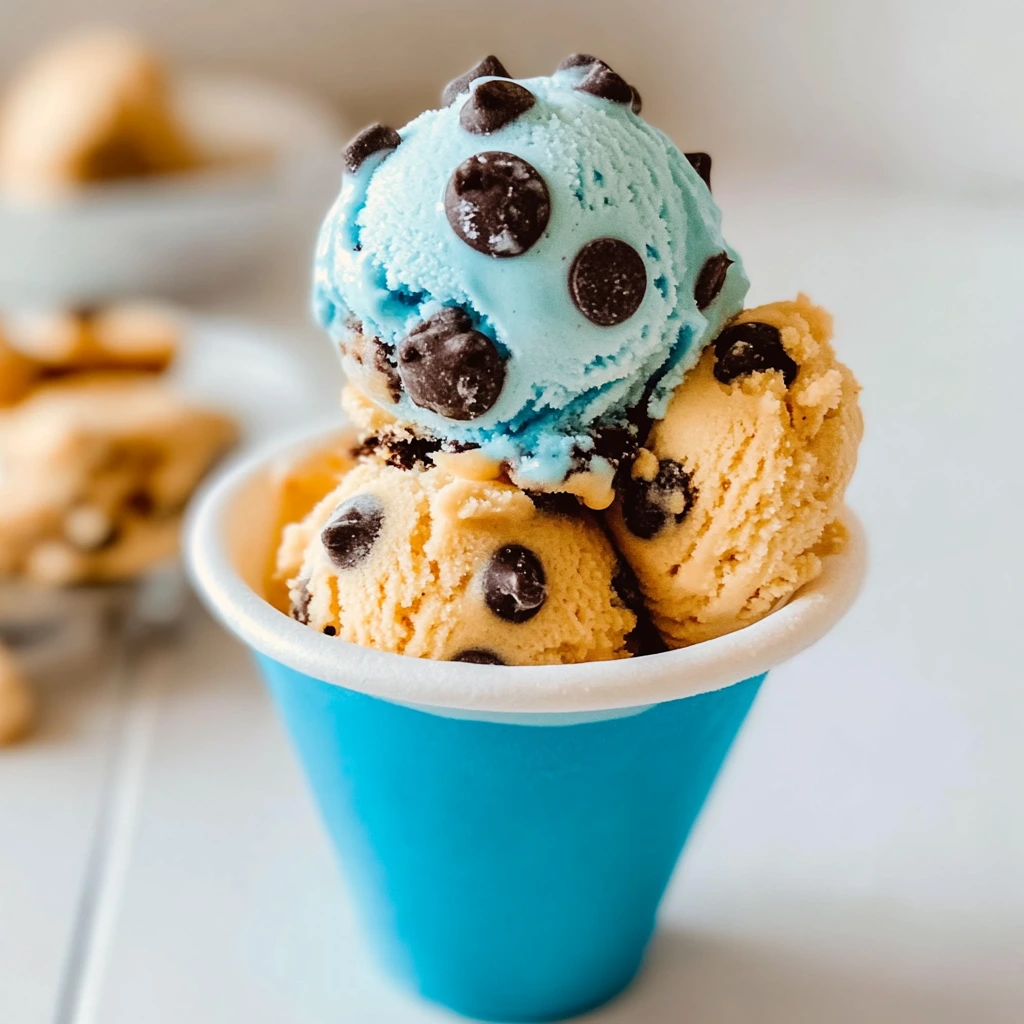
<box><xmin>0</xmin><ymin>304</ymin><xmax>238</xmax><ymax>587</ymax></box>
<box><xmin>0</xmin><ymin>28</ymin><xmax>199</xmax><ymax>201</ymax></box>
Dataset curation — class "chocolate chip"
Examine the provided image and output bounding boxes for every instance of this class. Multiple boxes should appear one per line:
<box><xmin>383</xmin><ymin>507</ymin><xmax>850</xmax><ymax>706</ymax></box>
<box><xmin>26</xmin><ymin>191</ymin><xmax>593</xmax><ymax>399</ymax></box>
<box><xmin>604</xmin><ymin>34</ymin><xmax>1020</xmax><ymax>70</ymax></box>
<box><xmin>451</xmin><ymin>648</ymin><xmax>507</xmax><ymax>665</ymax></box>
<box><xmin>321</xmin><ymin>495</ymin><xmax>385</xmax><ymax>568</ymax></box>
<box><xmin>569</xmin><ymin>238</ymin><xmax>647</xmax><ymax>326</ymax></box>
<box><xmin>371</xmin><ymin>337</ymin><xmax>402</xmax><ymax>401</ymax></box>
<box><xmin>694</xmin><ymin>252</ymin><xmax>733</xmax><ymax>311</ymax></box>
<box><xmin>125</xmin><ymin>489</ymin><xmax>154</xmax><ymax>516</ymax></box>
<box><xmin>445</xmin><ymin>151</ymin><xmax>550</xmax><ymax>257</ymax></box>
<box><xmin>630</xmin><ymin>86</ymin><xmax>642</xmax><ymax>114</ymax></box>
<box><xmin>398</xmin><ymin>308</ymin><xmax>505</xmax><ymax>421</ymax></box>
<box><xmin>442</xmin><ymin>55</ymin><xmax>510</xmax><ymax>106</ymax></box>
<box><xmin>713</xmin><ymin>321</ymin><xmax>798</xmax><ymax>387</ymax></box>
<box><xmin>575</xmin><ymin>62</ymin><xmax>634</xmax><ymax>105</ymax></box>
<box><xmin>323</xmin><ymin>625</ymin><xmax>337</xmax><ymax>636</ymax></box>
<box><xmin>482</xmin><ymin>544</ymin><xmax>547</xmax><ymax>623</ymax></box>
<box><xmin>622</xmin><ymin>459</ymin><xmax>695</xmax><ymax>539</ymax></box>
<box><xmin>685</xmin><ymin>152</ymin><xmax>712</xmax><ymax>191</ymax></box>
<box><xmin>291</xmin><ymin>580</ymin><xmax>312</xmax><ymax>624</ymax></box>
<box><xmin>460</xmin><ymin>80</ymin><xmax>535</xmax><ymax>135</ymax></box>
<box><xmin>343</xmin><ymin>124</ymin><xmax>401</xmax><ymax>173</ymax></box>
<box><xmin>556</xmin><ymin>53</ymin><xmax>600</xmax><ymax>71</ymax></box>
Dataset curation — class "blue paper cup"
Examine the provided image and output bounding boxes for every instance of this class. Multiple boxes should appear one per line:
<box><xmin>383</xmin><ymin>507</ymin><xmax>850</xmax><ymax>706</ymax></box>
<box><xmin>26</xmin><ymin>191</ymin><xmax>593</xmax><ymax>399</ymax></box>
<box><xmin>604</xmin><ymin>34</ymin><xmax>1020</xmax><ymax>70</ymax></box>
<box><xmin>188</xmin><ymin>428</ymin><xmax>866</xmax><ymax>1023</ymax></box>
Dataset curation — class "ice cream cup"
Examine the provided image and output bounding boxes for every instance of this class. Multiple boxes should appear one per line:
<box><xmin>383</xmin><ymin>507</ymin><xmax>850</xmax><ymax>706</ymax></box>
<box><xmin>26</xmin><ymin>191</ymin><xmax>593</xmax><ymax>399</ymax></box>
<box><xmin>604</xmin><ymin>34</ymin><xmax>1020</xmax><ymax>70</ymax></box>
<box><xmin>187</xmin><ymin>426</ymin><xmax>866</xmax><ymax>1023</ymax></box>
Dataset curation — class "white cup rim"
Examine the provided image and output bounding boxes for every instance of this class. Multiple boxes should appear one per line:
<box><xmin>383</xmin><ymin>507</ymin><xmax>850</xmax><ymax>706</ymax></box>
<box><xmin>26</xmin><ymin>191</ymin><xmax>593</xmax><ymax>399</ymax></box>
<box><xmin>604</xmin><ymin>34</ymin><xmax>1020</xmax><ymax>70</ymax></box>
<box><xmin>186</xmin><ymin>424</ymin><xmax>867</xmax><ymax>716</ymax></box>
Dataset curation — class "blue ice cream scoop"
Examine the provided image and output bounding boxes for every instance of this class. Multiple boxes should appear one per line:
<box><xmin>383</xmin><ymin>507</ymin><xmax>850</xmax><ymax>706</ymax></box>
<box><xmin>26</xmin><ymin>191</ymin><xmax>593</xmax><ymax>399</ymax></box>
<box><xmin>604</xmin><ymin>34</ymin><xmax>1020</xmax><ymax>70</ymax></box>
<box><xmin>314</xmin><ymin>55</ymin><xmax>748</xmax><ymax>495</ymax></box>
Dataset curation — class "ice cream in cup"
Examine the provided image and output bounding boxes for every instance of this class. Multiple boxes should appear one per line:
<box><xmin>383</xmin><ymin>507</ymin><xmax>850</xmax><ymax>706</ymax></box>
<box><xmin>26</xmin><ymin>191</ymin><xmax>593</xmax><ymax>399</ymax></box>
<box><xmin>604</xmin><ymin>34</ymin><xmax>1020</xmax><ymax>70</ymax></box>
<box><xmin>188</xmin><ymin>427</ymin><xmax>864</xmax><ymax>1021</ymax></box>
<box><xmin>189</xmin><ymin>53</ymin><xmax>866</xmax><ymax>1022</ymax></box>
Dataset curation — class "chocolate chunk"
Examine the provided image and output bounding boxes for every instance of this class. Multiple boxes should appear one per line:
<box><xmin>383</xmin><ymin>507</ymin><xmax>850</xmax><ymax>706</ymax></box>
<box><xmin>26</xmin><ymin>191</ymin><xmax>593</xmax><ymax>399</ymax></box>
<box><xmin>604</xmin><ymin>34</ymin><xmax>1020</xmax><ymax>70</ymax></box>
<box><xmin>323</xmin><ymin>625</ymin><xmax>337</xmax><ymax>636</ymax></box>
<box><xmin>630</xmin><ymin>85</ymin><xmax>643</xmax><ymax>114</ymax></box>
<box><xmin>612</xmin><ymin>561</ymin><xmax>644</xmax><ymax>612</ymax></box>
<box><xmin>713</xmin><ymin>321</ymin><xmax>798</xmax><ymax>387</ymax></box>
<box><xmin>527</xmin><ymin>491</ymin><xmax>583</xmax><ymax>517</ymax></box>
<box><xmin>460</xmin><ymin>80</ymin><xmax>535</xmax><ymax>135</ymax></box>
<box><xmin>451</xmin><ymin>648</ymin><xmax>507</xmax><ymax>665</ymax></box>
<box><xmin>442</xmin><ymin>56</ymin><xmax>510</xmax><ymax>106</ymax></box>
<box><xmin>685</xmin><ymin>152</ymin><xmax>712</xmax><ymax>191</ymax></box>
<box><xmin>612</xmin><ymin>556</ymin><xmax>668</xmax><ymax>657</ymax></box>
<box><xmin>622</xmin><ymin>459</ymin><xmax>695</xmax><ymax>539</ymax></box>
<box><xmin>291</xmin><ymin>579</ymin><xmax>312</xmax><ymax>624</ymax></box>
<box><xmin>556</xmin><ymin>53</ymin><xmax>600</xmax><ymax>71</ymax></box>
<box><xmin>398</xmin><ymin>308</ymin><xmax>505</xmax><ymax>421</ymax></box>
<box><xmin>575</xmin><ymin>62</ymin><xmax>634</xmax><ymax>105</ymax></box>
<box><xmin>382</xmin><ymin>434</ymin><xmax>444</xmax><ymax>470</ymax></box>
<box><xmin>569</xmin><ymin>237</ymin><xmax>647</xmax><ymax>326</ymax></box>
<box><xmin>321</xmin><ymin>495</ymin><xmax>385</xmax><ymax>568</ymax></box>
<box><xmin>343</xmin><ymin>123</ymin><xmax>401</xmax><ymax>173</ymax></box>
<box><xmin>445</xmin><ymin>151</ymin><xmax>550</xmax><ymax>257</ymax></box>
<box><xmin>694</xmin><ymin>252</ymin><xmax>733</xmax><ymax>310</ymax></box>
<box><xmin>482</xmin><ymin>544</ymin><xmax>547</xmax><ymax>623</ymax></box>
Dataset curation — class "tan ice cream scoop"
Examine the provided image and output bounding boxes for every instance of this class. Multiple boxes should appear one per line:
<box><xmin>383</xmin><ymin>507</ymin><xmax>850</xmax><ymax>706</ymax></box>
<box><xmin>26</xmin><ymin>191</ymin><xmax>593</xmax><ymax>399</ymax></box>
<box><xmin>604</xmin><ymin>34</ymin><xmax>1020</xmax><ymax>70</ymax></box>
<box><xmin>608</xmin><ymin>295</ymin><xmax>863</xmax><ymax>647</ymax></box>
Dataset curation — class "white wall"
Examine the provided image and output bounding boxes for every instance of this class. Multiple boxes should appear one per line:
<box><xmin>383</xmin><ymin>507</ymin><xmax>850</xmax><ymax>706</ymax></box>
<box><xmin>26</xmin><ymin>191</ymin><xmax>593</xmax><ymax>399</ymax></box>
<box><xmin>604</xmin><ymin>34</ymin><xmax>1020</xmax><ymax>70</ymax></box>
<box><xmin>3</xmin><ymin>0</ymin><xmax>1021</xmax><ymax>197</ymax></box>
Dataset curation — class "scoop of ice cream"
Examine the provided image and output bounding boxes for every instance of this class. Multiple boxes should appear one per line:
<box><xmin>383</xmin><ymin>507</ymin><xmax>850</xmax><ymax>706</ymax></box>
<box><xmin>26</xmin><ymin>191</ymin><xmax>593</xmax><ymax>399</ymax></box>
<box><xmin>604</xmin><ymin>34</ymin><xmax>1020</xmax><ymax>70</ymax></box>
<box><xmin>314</xmin><ymin>54</ymin><xmax>748</xmax><ymax>492</ymax></box>
<box><xmin>608</xmin><ymin>296</ymin><xmax>862</xmax><ymax>647</ymax></box>
<box><xmin>272</xmin><ymin>451</ymin><xmax>637</xmax><ymax>665</ymax></box>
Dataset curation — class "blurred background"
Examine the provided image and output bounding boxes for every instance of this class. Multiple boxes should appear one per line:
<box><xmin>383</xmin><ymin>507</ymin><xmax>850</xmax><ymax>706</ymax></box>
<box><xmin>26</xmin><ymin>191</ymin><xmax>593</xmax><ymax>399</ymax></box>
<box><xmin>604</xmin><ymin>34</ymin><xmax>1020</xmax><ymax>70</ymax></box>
<box><xmin>6</xmin><ymin>0</ymin><xmax>1024</xmax><ymax>197</ymax></box>
<box><xmin>1</xmin><ymin>2</ymin><xmax>1021</xmax><ymax>1023</ymax></box>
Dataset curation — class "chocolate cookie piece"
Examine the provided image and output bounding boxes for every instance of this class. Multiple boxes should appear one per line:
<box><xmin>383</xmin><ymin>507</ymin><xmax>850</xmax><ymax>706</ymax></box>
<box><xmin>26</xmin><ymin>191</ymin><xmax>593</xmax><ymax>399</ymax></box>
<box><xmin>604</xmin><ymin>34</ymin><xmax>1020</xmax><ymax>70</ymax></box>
<box><xmin>482</xmin><ymin>544</ymin><xmax>547</xmax><ymax>623</ymax></box>
<box><xmin>321</xmin><ymin>495</ymin><xmax>385</xmax><ymax>568</ymax></box>
<box><xmin>460</xmin><ymin>80</ymin><xmax>535</xmax><ymax>135</ymax></box>
<box><xmin>569</xmin><ymin>237</ymin><xmax>647</xmax><ymax>326</ymax></box>
<box><xmin>442</xmin><ymin>56</ymin><xmax>510</xmax><ymax>106</ymax></box>
<box><xmin>621</xmin><ymin>459</ymin><xmax>695</xmax><ymax>539</ymax></box>
<box><xmin>343</xmin><ymin>123</ymin><xmax>401</xmax><ymax>173</ymax></box>
<box><xmin>398</xmin><ymin>308</ymin><xmax>505</xmax><ymax>421</ymax></box>
<box><xmin>713</xmin><ymin>320</ymin><xmax>798</xmax><ymax>387</ymax></box>
<box><xmin>445</xmin><ymin>151</ymin><xmax>550</xmax><ymax>257</ymax></box>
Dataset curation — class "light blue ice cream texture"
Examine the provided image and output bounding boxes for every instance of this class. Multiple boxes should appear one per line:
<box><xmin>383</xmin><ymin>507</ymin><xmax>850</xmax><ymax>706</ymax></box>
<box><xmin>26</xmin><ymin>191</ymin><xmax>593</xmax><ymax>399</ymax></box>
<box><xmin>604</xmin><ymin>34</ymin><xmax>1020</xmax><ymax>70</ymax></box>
<box><xmin>314</xmin><ymin>67</ymin><xmax>748</xmax><ymax>486</ymax></box>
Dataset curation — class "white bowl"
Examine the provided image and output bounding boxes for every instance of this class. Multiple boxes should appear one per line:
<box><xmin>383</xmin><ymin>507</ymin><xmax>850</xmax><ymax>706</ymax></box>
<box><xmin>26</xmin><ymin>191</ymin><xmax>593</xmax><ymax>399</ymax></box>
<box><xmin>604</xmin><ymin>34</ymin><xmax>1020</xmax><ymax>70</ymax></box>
<box><xmin>0</xmin><ymin>73</ymin><xmax>346</xmax><ymax>304</ymax></box>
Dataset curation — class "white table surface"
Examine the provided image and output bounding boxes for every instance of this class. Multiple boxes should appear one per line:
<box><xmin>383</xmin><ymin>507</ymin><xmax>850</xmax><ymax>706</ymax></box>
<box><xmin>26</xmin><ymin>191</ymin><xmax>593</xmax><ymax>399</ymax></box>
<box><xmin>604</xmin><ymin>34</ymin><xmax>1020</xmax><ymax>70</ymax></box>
<box><xmin>2</xmin><ymin>177</ymin><xmax>1023</xmax><ymax>1023</ymax></box>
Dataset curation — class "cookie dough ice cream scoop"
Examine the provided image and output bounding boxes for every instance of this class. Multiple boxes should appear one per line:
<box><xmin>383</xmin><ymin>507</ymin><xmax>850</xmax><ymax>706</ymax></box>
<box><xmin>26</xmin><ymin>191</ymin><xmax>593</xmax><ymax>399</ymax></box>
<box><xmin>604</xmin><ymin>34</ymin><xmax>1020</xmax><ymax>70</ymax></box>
<box><xmin>314</xmin><ymin>55</ymin><xmax>748</xmax><ymax>502</ymax></box>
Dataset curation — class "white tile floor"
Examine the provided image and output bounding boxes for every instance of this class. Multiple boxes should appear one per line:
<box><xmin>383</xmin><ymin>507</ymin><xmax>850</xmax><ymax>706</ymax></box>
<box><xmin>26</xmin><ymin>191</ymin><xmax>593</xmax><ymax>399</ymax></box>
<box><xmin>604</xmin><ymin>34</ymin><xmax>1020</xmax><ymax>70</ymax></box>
<box><xmin>3</xmin><ymin>179</ymin><xmax>1023</xmax><ymax>1023</ymax></box>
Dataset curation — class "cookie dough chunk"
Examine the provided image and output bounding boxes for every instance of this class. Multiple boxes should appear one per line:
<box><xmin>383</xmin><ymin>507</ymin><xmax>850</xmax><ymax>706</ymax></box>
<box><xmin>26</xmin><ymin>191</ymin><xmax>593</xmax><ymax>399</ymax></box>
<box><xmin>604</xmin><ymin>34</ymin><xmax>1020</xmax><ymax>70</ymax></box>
<box><xmin>0</xmin><ymin>643</ymin><xmax>35</xmax><ymax>746</ymax></box>
<box><xmin>3</xmin><ymin>304</ymin><xmax>180</xmax><ymax>373</ymax></box>
<box><xmin>608</xmin><ymin>295</ymin><xmax>862</xmax><ymax>646</ymax></box>
<box><xmin>273</xmin><ymin>457</ymin><xmax>636</xmax><ymax>666</ymax></box>
<box><xmin>0</xmin><ymin>373</ymin><xmax>237</xmax><ymax>584</ymax></box>
<box><xmin>0</xmin><ymin>29</ymin><xmax>197</xmax><ymax>199</ymax></box>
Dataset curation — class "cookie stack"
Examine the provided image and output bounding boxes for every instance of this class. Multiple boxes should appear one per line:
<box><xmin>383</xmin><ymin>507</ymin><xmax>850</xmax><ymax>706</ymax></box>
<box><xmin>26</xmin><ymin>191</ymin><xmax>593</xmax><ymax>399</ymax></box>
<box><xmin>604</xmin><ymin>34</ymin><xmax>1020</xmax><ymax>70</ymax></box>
<box><xmin>0</xmin><ymin>305</ymin><xmax>237</xmax><ymax>587</ymax></box>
